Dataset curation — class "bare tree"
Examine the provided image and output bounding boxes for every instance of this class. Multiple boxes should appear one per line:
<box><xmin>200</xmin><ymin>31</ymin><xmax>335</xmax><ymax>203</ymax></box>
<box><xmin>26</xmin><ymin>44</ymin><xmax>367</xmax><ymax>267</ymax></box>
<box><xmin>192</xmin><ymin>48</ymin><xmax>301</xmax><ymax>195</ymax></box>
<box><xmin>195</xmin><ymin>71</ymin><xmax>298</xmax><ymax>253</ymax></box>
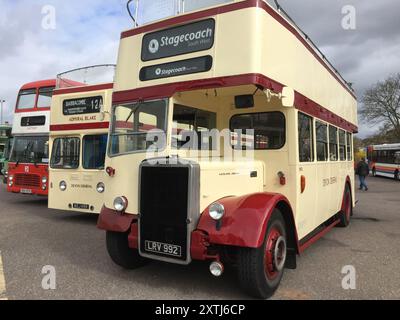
<box><xmin>361</xmin><ymin>73</ymin><xmax>400</xmax><ymax>140</ymax></box>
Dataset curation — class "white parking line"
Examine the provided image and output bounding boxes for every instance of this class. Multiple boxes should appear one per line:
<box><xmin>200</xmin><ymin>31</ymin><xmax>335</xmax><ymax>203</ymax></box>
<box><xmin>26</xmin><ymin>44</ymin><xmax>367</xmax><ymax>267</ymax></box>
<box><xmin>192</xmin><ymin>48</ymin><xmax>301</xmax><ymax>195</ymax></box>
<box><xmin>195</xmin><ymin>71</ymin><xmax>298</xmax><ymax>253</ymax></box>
<box><xmin>0</xmin><ymin>251</ymin><xmax>7</xmax><ymax>300</ymax></box>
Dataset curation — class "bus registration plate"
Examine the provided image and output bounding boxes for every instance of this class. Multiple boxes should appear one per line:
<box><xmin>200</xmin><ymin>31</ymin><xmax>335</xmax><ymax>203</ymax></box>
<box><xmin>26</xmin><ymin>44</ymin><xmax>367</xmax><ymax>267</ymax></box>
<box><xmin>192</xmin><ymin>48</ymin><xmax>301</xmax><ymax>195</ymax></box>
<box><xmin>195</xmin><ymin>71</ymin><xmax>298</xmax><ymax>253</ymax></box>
<box><xmin>20</xmin><ymin>189</ymin><xmax>32</xmax><ymax>194</ymax></box>
<box><xmin>145</xmin><ymin>241</ymin><xmax>182</xmax><ymax>258</ymax></box>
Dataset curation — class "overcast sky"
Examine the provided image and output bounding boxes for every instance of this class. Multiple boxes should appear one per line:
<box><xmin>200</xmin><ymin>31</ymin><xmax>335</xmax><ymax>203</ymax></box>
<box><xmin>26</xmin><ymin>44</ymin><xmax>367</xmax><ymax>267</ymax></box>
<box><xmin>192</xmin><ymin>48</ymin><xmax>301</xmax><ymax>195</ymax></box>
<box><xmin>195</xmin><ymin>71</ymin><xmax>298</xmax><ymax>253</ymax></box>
<box><xmin>0</xmin><ymin>0</ymin><xmax>399</xmax><ymax>138</ymax></box>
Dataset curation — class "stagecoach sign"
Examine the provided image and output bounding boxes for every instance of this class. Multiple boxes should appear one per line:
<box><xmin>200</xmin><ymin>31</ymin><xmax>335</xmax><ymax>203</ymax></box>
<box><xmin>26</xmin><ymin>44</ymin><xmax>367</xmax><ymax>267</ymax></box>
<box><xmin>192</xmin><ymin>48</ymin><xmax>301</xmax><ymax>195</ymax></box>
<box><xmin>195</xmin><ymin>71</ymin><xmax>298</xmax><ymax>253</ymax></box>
<box><xmin>141</xmin><ymin>19</ymin><xmax>215</xmax><ymax>61</ymax></box>
<box><xmin>140</xmin><ymin>56</ymin><xmax>213</xmax><ymax>81</ymax></box>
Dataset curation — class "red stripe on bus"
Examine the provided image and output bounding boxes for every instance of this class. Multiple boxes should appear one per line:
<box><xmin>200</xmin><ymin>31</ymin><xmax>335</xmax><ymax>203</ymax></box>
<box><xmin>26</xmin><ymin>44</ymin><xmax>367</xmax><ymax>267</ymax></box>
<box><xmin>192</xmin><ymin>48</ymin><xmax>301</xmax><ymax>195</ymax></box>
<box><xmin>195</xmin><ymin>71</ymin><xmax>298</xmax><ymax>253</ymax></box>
<box><xmin>120</xmin><ymin>0</ymin><xmax>356</xmax><ymax>100</ymax></box>
<box><xmin>50</xmin><ymin>122</ymin><xmax>110</xmax><ymax>131</ymax></box>
<box><xmin>53</xmin><ymin>83</ymin><xmax>114</xmax><ymax>96</ymax></box>
<box><xmin>112</xmin><ymin>73</ymin><xmax>358</xmax><ymax>133</ymax></box>
<box><xmin>15</xmin><ymin>107</ymin><xmax>51</xmax><ymax>114</ymax></box>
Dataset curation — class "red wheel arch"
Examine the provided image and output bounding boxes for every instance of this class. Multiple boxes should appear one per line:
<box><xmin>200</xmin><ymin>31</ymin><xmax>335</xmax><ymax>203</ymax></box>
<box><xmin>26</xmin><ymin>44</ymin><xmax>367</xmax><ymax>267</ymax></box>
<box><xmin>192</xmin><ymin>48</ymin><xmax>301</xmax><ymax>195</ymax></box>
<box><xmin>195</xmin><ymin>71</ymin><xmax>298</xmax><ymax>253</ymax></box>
<box><xmin>196</xmin><ymin>193</ymin><xmax>299</xmax><ymax>252</ymax></box>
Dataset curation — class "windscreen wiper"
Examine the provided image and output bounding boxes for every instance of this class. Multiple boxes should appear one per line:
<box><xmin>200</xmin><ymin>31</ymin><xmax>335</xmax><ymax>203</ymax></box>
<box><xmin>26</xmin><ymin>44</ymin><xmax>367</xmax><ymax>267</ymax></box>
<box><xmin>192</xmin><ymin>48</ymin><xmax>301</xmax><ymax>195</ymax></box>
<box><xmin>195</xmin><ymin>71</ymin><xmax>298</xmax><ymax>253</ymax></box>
<box><xmin>125</xmin><ymin>101</ymin><xmax>143</xmax><ymax>122</ymax></box>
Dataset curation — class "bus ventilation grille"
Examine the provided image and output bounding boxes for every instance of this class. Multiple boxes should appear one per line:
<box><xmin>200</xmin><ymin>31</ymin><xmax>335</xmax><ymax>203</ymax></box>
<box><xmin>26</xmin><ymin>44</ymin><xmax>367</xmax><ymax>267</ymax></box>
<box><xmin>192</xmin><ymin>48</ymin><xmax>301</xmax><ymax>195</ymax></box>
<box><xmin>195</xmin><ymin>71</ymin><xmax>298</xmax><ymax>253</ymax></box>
<box><xmin>15</xmin><ymin>174</ymin><xmax>41</xmax><ymax>188</ymax></box>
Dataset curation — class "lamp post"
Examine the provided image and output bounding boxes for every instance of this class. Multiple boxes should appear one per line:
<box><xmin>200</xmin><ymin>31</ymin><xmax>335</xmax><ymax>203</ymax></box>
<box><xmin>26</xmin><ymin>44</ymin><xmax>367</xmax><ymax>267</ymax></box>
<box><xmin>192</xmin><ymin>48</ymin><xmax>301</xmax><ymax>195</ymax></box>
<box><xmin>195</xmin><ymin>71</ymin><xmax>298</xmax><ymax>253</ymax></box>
<box><xmin>0</xmin><ymin>100</ymin><xmax>5</xmax><ymax>125</ymax></box>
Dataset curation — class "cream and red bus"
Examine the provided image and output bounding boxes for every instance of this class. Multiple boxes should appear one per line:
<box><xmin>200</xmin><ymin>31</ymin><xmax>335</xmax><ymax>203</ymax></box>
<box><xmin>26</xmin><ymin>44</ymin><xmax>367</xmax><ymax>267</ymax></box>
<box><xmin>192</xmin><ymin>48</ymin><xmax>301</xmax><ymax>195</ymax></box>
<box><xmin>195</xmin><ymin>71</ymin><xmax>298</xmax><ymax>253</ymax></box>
<box><xmin>367</xmin><ymin>143</ymin><xmax>400</xmax><ymax>180</ymax></box>
<box><xmin>7</xmin><ymin>80</ymin><xmax>56</xmax><ymax>196</ymax></box>
<box><xmin>48</xmin><ymin>66</ymin><xmax>114</xmax><ymax>214</ymax></box>
<box><xmin>97</xmin><ymin>0</ymin><xmax>358</xmax><ymax>298</ymax></box>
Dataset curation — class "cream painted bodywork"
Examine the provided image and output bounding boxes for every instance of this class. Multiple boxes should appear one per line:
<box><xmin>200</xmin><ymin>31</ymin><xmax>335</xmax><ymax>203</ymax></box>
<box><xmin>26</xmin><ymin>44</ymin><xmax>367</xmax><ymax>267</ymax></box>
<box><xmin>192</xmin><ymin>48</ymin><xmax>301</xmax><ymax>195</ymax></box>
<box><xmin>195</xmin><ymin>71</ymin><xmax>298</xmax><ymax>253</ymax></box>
<box><xmin>48</xmin><ymin>87</ymin><xmax>113</xmax><ymax>214</ymax></box>
<box><xmin>105</xmin><ymin>1</ymin><xmax>358</xmax><ymax>241</ymax></box>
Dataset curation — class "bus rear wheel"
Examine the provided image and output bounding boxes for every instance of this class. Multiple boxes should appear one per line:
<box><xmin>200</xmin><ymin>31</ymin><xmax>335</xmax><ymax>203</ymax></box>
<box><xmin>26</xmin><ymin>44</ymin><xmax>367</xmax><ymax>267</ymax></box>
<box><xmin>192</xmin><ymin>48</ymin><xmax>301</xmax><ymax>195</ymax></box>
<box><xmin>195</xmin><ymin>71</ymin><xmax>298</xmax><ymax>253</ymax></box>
<box><xmin>338</xmin><ymin>185</ymin><xmax>352</xmax><ymax>228</ymax></box>
<box><xmin>106</xmin><ymin>231</ymin><xmax>148</xmax><ymax>269</ymax></box>
<box><xmin>237</xmin><ymin>209</ymin><xmax>287</xmax><ymax>299</ymax></box>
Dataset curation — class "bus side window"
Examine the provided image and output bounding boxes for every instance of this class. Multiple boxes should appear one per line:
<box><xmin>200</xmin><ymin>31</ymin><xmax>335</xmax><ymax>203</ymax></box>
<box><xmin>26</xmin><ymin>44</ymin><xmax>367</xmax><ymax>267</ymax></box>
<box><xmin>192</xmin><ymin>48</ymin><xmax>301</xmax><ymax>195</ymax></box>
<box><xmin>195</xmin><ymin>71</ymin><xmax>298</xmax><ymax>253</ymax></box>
<box><xmin>395</xmin><ymin>152</ymin><xmax>400</xmax><ymax>164</ymax></box>
<box><xmin>339</xmin><ymin>130</ymin><xmax>346</xmax><ymax>161</ymax></box>
<box><xmin>230</xmin><ymin>112</ymin><xmax>285</xmax><ymax>150</ymax></box>
<box><xmin>298</xmin><ymin>112</ymin><xmax>314</xmax><ymax>162</ymax></box>
<box><xmin>346</xmin><ymin>132</ymin><xmax>353</xmax><ymax>161</ymax></box>
<box><xmin>329</xmin><ymin>126</ymin><xmax>338</xmax><ymax>161</ymax></box>
<box><xmin>316</xmin><ymin>121</ymin><xmax>328</xmax><ymax>161</ymax></box>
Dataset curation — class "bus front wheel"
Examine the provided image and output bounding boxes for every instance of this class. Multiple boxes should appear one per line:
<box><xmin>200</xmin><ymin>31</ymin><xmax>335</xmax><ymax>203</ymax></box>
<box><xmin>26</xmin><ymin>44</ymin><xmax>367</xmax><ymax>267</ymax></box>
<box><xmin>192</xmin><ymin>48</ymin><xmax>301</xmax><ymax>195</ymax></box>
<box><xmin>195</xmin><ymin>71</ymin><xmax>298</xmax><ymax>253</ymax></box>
<box><xmin>237</xmin><ymin>209</ymin><xmax>287</xmax><ymax>299</ymax></box>
<box><xmin>106</xmin><ymin>231</ymin><xmax>148</xmax><ymax>269</ymax></box>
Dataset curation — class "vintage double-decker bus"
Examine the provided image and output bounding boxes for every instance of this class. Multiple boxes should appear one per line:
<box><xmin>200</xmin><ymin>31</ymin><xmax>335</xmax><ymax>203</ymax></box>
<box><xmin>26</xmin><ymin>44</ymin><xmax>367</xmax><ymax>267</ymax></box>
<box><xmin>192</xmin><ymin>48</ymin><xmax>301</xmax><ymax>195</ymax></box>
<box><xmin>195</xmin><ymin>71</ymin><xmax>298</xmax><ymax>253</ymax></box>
<box><xmin>48</xmin><ymin>65</ymin><xmax>114</xmax><ymax>214</ymax></box>
<box><xmin>0</xmin><ymin>123</ymin><xmax>12</xmax><ymax>182</ymax></box>
<box><xmin>367</xmin><ymin>143</ymin><xmax>400</xmax><ymax>180</ymax></box>
<box><xmin>97</xmin><ymin>0</ymin><xmax>358</xmax><ymax>298</ymax></box>
<box><xmin>7</xmin><ymin>80</ymin><xmax>56</xmax><ymax>196</ymax></box>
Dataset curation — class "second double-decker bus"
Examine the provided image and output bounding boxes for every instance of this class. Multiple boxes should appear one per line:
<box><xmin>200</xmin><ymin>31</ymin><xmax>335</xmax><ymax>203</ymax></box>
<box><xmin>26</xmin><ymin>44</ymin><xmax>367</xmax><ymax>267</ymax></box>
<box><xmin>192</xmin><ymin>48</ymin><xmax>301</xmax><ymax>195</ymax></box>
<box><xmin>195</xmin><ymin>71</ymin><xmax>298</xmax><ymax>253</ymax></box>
<box><xmin>367</xmin><ymin>143</ymin><xmax>400</xmax><ymax>180</ymax></box>
<box><xmin>7</xmin><ymin>80</ymin><xmax>56</xmax><ymax>196</ymax></box>
<box><xmin>48</xmin><ymin>65</ymin><xmax>114</xmax><ymax>214</ymax></box>
<box><xmin>97</xmin><ymin>0</ymin><xmax>358</xmax><ymax>298</ymax></box>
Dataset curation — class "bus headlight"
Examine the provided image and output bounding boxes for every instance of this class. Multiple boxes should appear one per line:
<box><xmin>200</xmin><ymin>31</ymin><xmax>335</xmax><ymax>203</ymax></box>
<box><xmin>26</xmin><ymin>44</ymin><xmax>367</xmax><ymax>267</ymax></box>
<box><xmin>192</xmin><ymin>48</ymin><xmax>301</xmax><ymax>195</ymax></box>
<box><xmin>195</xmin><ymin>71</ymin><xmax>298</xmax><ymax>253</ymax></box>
<box><xmin>209</xmin><ymin>202</ymin><xmax>225</xmax><ymax>221</ymax></box>
<box><xmin>9</xmin><ymin>175</ymin><xmax>13</xmax><ymax>181</ymax></box>
<box><xmin>96</xmin><ymin>182</ymin><xmax>105</xmax><ymax>193</ymax></box>
<box><xmin>42</xmin><ymin>176</ymin><xmax>47</xmax><ymax>184</ymax></box>
<box><xmin>113</xmin><ymin>196</ymin><xmax>128</xmax><ymax>212</ymax></box>
<box><xmin>59</xmin><ymin>181</ymin><xmax>67</xmax><ymax>191</ymax></box>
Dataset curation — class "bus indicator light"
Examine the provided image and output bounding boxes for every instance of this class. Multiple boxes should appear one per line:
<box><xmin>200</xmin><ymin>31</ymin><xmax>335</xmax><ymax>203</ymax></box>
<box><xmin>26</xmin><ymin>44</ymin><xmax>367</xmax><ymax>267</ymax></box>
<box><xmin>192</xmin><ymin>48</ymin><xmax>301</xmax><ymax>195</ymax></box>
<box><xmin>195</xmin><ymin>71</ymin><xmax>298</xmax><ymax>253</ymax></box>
<box><xmin>301</xmin><ymin>175</ymin><xmax>306</xmax><ymax>193</ymax></box>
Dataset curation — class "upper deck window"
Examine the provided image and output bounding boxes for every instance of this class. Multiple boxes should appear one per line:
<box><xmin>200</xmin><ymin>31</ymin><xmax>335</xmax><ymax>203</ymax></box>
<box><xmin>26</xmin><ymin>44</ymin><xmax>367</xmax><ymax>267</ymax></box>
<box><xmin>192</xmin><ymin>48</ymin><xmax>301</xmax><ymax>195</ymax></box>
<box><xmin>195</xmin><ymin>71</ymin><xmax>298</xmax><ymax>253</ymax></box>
<box><xmin>37</xmin><ymin>87</ymin><xmax>55</xmax><ymax>108</ymax></box>
<box><xmin>230</xmin><ymin>112</ymin><xmax>286</xmax><ymax>150</ymax></box>
<box><xmin>110</xmin><ymin>100</ymin><xmax>167</xmax><ymax>156</ymax></box>
<box><xmin>17</xmin><ymin>89</ymin><xmax>36</xmax><ymax>110</ymax></box>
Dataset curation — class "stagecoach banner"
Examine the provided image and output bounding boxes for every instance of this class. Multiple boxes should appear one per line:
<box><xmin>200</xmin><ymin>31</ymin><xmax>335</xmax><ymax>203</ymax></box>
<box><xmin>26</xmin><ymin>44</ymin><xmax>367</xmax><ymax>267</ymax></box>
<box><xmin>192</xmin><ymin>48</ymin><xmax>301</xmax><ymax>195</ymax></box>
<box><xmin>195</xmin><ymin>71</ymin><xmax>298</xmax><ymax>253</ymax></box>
<box><xmin>141</xmin><ymin>19</ymin><xmax>215</xmax><ymax>61</ymax></box>
<box><xmin>140</xmin><ymin>56</ymin><xmax>213</xmax><ymax>81</ymax></box>
<box><xmin>63</xmin><ymin>96</ymin><xmax>103</xmax><ymax>116</ymax></box>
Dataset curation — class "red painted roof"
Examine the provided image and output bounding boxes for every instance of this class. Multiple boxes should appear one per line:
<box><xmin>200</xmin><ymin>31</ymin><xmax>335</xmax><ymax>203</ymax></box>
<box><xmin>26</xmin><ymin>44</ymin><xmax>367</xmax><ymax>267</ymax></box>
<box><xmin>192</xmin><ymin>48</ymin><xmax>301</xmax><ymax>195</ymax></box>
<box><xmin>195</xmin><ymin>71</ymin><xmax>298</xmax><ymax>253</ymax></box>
<box><xmin>20</xmin><ymin>79</ymin><xmax>57</xmax><ymax>90</ymax></box>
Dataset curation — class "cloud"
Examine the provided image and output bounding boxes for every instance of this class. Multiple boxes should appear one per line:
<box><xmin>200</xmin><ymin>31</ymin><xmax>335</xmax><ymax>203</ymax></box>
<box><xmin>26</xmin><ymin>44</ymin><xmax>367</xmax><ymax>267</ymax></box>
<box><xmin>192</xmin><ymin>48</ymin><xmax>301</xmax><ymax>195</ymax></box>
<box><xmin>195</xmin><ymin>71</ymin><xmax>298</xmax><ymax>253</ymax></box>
<box><xmin>268</xmin><ymin>0</ymin><xmax>400</xmax><ymax>137</ymax></box>
<box><xmin>0</xmin><ymin>0</ymin><xmax>132</xmax><ymax>123</ymax></box>
<box><xmin>0</xmin><ymin>0</ymin><xmax>399</xmax><ymax>139</ymax></box>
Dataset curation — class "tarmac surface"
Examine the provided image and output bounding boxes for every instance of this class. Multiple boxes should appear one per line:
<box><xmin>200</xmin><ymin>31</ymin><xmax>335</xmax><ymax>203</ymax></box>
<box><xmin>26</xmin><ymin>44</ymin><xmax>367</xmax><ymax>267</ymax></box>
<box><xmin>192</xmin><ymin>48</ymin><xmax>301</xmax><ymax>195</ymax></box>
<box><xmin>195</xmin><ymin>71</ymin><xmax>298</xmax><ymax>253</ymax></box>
<box><xmin>0</xmin><ymin>176</ymin><xmax>399</xmax><ymax>300</ymax></box>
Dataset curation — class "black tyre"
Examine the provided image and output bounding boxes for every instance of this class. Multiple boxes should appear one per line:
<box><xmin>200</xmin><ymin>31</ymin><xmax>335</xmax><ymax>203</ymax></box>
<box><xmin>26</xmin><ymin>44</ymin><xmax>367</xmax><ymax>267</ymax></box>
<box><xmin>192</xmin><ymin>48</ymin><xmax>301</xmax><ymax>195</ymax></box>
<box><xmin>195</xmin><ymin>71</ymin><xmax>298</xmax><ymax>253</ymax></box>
<box><xmin>237</xmin><ymin>209</ymin><xmax>287</xmax><ymax>299</ymax></box>
<box><xmin>338</xmin><ymin>184</ymin><xmax>352</xmax><ymax>228</ymax></box>
<box><xmin>106</xmin><ymin>231</ymin><xmax>148</xmax><ymax>269</ymax></box>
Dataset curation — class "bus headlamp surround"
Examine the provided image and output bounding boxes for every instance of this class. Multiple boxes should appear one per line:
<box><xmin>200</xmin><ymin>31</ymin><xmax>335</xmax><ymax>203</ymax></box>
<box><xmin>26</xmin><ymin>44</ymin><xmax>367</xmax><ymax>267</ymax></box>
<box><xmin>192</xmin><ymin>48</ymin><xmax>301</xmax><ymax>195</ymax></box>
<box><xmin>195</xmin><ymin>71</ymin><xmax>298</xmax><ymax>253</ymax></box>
<box><xmin>42</xmin><ymin>176</ymin><xmax>47</xmax><ymax>184</ymax></box>
<box><xmin>96</xmin><ymin>182</ymin><xmax>105</xmax><ymax>193</ymax></box>
<box><xmin>59</xmin><ymin>181</ymin><xmax>67</xmax><ymax>191</ymax></box>
<box><xmin>209</xmin><ymin>202</ymin><xmax>225</xmax><ymax>221</ymax></box>
<box><xmin>114</xmin><ymin>196</ymin><xmax>128</xmax><ymax>212</ymax></box>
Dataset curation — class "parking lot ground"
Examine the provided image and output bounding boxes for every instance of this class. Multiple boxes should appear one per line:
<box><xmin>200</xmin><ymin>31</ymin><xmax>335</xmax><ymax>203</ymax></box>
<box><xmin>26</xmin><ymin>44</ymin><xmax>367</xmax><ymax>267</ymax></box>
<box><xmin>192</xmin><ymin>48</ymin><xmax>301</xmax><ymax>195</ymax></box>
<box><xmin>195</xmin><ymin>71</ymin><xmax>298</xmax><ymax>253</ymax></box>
<box><xmin>0</xmin><ymin>176</ymin><xmax>399</xmax><ymax>300</ymax></box>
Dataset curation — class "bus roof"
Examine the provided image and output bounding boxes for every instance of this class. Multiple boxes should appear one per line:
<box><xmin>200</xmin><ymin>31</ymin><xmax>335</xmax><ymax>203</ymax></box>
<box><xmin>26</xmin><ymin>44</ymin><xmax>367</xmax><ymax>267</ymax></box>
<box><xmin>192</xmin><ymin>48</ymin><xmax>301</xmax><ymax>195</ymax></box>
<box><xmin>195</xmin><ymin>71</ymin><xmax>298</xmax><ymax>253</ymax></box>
<box><xmin>373</xmin><ymin>143</ymin><xmax>400</xmax><ymax>151</ymax></box>
<box><xmin>20</xmin><ymin>79</ymin><xmax>57</xmax><ymax>90</ymax></box>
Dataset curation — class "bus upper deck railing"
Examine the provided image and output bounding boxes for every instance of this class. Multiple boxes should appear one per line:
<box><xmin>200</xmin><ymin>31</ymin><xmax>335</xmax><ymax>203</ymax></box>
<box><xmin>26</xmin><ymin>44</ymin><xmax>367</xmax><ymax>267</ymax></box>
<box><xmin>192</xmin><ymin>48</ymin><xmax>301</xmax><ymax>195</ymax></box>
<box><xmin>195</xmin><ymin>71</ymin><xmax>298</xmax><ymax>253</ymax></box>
<box><xmin>126</xmin><ymin>0</ymin><xmax>355</xmax><ymax>95</ymax></box>
<box><xmin>56</xmin><ymin>64</ymin><xmax>116</xmax><ymax>89</ymax></box>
